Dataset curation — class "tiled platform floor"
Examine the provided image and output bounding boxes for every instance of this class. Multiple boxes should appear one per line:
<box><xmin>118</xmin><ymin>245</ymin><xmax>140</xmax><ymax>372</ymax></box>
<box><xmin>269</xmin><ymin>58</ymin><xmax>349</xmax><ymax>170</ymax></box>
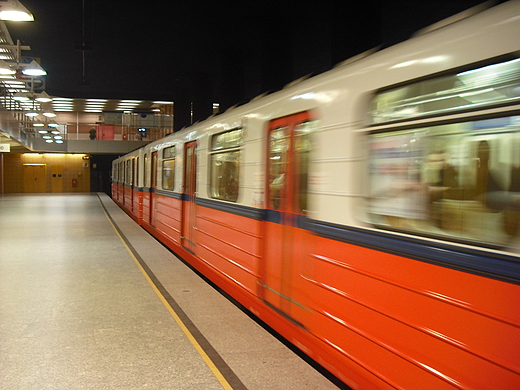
<box><xmin>0</xmin><ymin>193</ymin><xmax>344</xmax><ymax>390</ymax></box>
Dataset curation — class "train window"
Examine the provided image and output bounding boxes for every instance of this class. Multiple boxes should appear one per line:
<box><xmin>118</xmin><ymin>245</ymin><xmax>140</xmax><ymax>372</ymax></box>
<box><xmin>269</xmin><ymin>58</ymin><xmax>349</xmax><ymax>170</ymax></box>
<box><xmin>294</xmin><ymin>121</ymin><xmax>313</xmax><ymax>213</ymax></box>
<box><xmin>134</xmin><ymin>157</ymin><xmax>139</xmax><ymax>188</ymax></box>
<box><xmin>125</xmin><ymin>160</ymin><xmax>132</xmax><ymax>185</ymax></box>
<box><xmin>366</xmin><ymin>115</ymin><xmax>520</xmax><ymax>252</ymax></box>
<box><xmin>163</xmin><ymin>146</ymin><xmax>175</xmax><ymax>159</ymax></box>
<box><xmin>119</xmin><ymin>163</ymin><xmax>124</xmax><ymax>184</ymax></box>
<box><xmin>212</xmin><ymin>128</ymin><xmax>242</xmax><ymax>150</ymax></box>
<box><xmin>144</xmin><ymin>154</ymin><xmax>149</xmax><ymax>187</ymax></box>
<box><xmin>210</xmin><ymin>129</ymin><xmax>242</xmax><ymax>202</ymax></box>
<box><xmin>370</xmin><ymin>58</ymin><xmax>520</xmax><ymax>124</ymax></box>
<box><xmin>162</xmin><ymin>146</ymin><xmax>175</xmax><ymax>191</ymax></box>
<box><xmin>268</xmin><ymin>126</ymin><xmax>289</xmax><ymax>210</ymax></box>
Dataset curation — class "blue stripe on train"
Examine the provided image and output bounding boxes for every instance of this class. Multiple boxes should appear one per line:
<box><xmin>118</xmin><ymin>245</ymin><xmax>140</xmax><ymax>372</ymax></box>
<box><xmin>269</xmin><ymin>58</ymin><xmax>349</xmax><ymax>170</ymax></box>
<box><xmin>151</xmin><ymin>191</ymin><xmax>520</xmax><ymax>284</ymax></box>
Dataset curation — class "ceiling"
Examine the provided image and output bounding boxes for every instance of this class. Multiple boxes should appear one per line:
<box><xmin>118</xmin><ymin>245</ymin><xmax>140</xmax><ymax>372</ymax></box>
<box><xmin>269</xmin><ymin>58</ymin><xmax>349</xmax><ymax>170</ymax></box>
<box><xmin>0</xmin><ymin>21</ymin><xmax>173</xmax><ymax>154</ymax></box>
<box><xmin>50</xmin><ymin>98</ymin><xmax>172</xmax><ymax>114</ymax></box>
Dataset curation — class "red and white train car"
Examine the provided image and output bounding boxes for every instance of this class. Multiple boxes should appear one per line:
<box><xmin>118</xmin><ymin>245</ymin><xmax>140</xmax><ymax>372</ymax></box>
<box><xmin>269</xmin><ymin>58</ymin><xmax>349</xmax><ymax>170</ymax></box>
<box><xmin>113</xmin><ymin>2</ymin><xmax>520</xmax><ymax>388</ymax></box>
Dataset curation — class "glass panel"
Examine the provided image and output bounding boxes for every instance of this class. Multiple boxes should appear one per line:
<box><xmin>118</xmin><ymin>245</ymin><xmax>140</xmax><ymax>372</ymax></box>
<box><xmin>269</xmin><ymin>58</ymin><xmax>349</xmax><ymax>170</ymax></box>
<box><xmin>294</xmin><ymin>121</ymin><xmax>313</xmax><ymax>214</ymax></box>
<box><xmin>370</xmin><ymin>58</ymin><xmax>520</xmax><ymax>124</ymax></box>
<box><xmin>151</xmin><ymin>153</ymin><xmax>158</xmax><ymax>188</ymax></box>
<box><xmin>210</xmin><ymin>151</ymin><xmax>240</xmax><ymax>201</ymax></box>
<box><xmin>134</xmin><ymin>158</ymin><xmax>139</xmax><ymax>187</ymax></box>
<box><xmin>366</xmin><ymin>115</ymin><xmax>520</xmax><ymax>252</ymax></box>
<box><xmin>126</xmin><ymin>161</ymin><xmax>132</xmax><ymax>184</ymax></box>
<box><xmin>212</xmin><ymin>128</ymin><xmax>243</xmax><ymax>150</ymax></box>
<box><xmin>144</xmin><ymin>154</ymin><xmax>148</xmax><ymax>187</ymax></box>
<box><xmin>162</xmin><ymin>159</ymin><xmax>175</xmax><ymax>190</ymax></box>
<box><xmin>268</xmin><ymin>126</ymin><xmax>289</xmax><ymax>210</ymax></box>
<box><xmin>209</xmin><ymin>129</ymin><xmax>242</xmax><ymax>202</ymax></box>
<box><xmin>185</xmin><ymin>147</ymin><xmax>192</xmax><ymax>194</ymax></box>
<box><xmin>163</xmin><ymin>146</ymin><xmax>175</xmax><ymax>159</ymax></box>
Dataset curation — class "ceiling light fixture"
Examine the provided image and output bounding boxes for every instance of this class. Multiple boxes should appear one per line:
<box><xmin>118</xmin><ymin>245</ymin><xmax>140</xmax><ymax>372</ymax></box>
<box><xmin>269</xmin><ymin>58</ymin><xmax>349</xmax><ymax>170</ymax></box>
<box><xmin>35</xmin><ymin>91</ymin><xmax>52</xmax><ymax>102</ymax></box>
<box><xmin>0</xmin><ymin>59</ymin><xmax>14</xmax><ymax>74</ymax></box>
<box><xmin>0</xmin><ymin>0</ymin><xmax>34</xmax><ymax>21</ymax></box>
<box><xmin>12</xmin><ymin>91</ymin><xmax>29</xmax><ymax>101</ymax></box>
<box><xmin>21</xmin><ymin>60</ymin><xmax>46</xmax><ymax>76</ymax></box>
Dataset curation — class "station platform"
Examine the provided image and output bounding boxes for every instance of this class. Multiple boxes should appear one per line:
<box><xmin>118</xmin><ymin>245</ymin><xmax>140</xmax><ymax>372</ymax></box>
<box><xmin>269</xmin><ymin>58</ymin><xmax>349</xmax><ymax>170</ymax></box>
<box><xmin>0</xmin><ymin>193</ymin><xmax>345</xmax><ymax>390</ymax></box>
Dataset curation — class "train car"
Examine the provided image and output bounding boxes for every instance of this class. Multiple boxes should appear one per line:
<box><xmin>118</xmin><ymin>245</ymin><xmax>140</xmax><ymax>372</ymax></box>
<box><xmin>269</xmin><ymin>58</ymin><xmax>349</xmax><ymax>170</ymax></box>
<box><xmin>112</xmin><ymin>148</ymin><xmax>142</xmax><ymax>222</ymax></box>
<box><xmin>112</xmin><ymin>2</ymin><xmax>520</xmax><ymax>388</ymax></box>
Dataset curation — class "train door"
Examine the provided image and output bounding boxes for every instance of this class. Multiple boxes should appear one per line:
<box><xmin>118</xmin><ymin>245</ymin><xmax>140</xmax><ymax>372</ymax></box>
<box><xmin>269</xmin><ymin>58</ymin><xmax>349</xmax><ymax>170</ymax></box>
<box><xmin>129</xmin><ymin>158</ymin><xmax>135</xmax><ymax>213</ymax></box>
<box><xmin>181</xmin><ymin>141</ymin><xmax>197</xmax><ymax>254</ymax></box>
<box><xmin>149</xmin><ymin>152</ymin><xmax>158</xmax><ymax>226</ymax></box>
<box><xmin>135</xmin><ymin>156</ymin><xmax>142</xmax><ymax>220</ymax></box>
<box><xmin>123</xmin><ymin>160</ymin><xmax>130</xmax><ymax>207</ymax></box>
<box><xmin>261</xmin><ymin>112</ymin><xmax>312</xmax><ymax>316</ymax></box>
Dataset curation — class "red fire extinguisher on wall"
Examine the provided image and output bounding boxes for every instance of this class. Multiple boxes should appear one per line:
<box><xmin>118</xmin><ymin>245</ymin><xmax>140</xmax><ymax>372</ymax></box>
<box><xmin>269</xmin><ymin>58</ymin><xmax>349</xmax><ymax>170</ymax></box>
<box><xmin>72</xmin><ymin>179</ymin><xmax>77</xmax><ymax>188</ymax></box>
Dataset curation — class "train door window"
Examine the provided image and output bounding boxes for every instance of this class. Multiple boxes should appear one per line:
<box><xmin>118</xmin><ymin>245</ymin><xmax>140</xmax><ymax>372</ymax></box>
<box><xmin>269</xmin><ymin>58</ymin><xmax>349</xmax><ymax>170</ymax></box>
<box><xmin>151</xmin><ymin>153</ymin><xmax>158</xmax><ymax>189</ymax></box>
<box><xmin>185</xmin><ymin>145</ymin><xmax>196</xmax><ymax>195</ymax></box>
<box><xmin>268</xmin><ymin>126</ymin><xmax>289</xmax><ymax>210</ymax></box>
<box><xmin>144</xmin><ymin>154</ymin><xmax>149</xmax><ymax>187</ymax></box>
<box><xmin>133</xmin><ymin>157</ymin><xmax>139</xmax><ymax>187</ymax></box>
<box><xmin>366</xmin><ymin>114</ymin><xmax>520</xmax><ymax>253</ymax></box>
<box><xmin>294</xmin><ymin>121</ymin><xmax>314</xmax><ymax>213</ymax></box>
<box><xmin>162</xmin><ymin>146</ymin><xmax>175</xmax><ymax>191</ymax></box>
<box><xmin>267</xmin><ymin>116</ymin><xmax>315</xmax><ymax>213</ymax></box>
<box><xmin>125</xmin><ymin>160</ymin><xmax>132</xmax><ymax>185</ymax></box>
<box><xmin>210</xmin><ymin>128</ymin><xmax>243</xmax><ymax>202</ymax></box>
<box><xmin>119</xmin><ymin>163</ymin><xmax>124</xmax><ymax>184</ymax></box>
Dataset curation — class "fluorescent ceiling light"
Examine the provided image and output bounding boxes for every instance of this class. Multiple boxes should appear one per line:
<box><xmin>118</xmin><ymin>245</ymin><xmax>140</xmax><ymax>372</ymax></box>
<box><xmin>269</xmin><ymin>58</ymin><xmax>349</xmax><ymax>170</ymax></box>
<box><xmin>0</xmin><ymin>0</ymin><xmax>34</xmax><ymax>21</ymax></box>
<box><xmin>22</xmin><ymin>60</ymin><xmax>46</xmax><ymax>76</ymax></box>
<box><xmin>13</xmin><ymin>92</ymin><xmax>29</xmax><ymax>101</ymax></box>
<box><xmin>0</xmin><ymin>59</ymin><xmax>14</xmax><ymax>74</ymax></box>
<box><xmin>4</xmin><ymin>80</ymin><xmax>24</xmax><ymax>86</ymax></box>
<box><xmin>35</xmin><ymin>91</ymin><xmax>52</xmax><ymax>102</ymax></box>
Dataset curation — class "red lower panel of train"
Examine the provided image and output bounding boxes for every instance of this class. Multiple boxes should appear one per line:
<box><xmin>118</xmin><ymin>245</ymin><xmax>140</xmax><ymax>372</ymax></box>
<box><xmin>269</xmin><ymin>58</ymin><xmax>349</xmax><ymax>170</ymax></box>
<box><xmin>113</xmin><ymin>190</ymin><xmax>520</xmax><ymax>389</ymax></box>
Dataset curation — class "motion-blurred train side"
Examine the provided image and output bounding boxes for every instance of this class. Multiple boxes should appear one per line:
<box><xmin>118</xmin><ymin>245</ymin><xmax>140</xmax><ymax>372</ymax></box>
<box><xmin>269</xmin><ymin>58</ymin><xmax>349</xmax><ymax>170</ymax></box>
<box><xmin>113</xmin><ymin>2</ymin><xmax>520</xmax><ymax>388</ymax></box>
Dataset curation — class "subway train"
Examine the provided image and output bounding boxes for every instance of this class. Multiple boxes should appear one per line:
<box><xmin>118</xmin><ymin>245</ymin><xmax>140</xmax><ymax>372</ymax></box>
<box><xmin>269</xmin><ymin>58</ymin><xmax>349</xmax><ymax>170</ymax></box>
<box><xmin>112</xmin><ymin>2</ymin><xmax>520</xmax><ymax>388</ymax></box>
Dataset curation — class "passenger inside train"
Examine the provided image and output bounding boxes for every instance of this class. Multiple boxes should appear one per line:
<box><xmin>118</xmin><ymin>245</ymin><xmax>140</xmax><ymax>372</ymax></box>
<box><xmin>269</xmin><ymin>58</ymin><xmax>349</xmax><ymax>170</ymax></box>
<box><xmin>367</xmin><ymin>58</ymin><xmax>520</xmax><ymax>251</ymax></box>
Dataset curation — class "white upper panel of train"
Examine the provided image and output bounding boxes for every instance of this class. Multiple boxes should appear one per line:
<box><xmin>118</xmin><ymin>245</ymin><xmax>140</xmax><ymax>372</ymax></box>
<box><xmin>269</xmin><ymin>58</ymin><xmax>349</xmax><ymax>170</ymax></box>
<box><xmin>116</xmin><ymin>1</ymin><xmax>520</xmax><ymax>239</ymax></box>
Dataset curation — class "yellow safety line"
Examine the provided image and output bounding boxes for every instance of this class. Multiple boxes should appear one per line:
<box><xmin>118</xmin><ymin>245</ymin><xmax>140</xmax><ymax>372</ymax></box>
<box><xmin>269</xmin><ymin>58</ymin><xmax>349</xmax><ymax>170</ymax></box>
<box><xmin>101</xmin><ymin>204</ymin><xmax>234</xmax><ymax>390</ymax></box>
